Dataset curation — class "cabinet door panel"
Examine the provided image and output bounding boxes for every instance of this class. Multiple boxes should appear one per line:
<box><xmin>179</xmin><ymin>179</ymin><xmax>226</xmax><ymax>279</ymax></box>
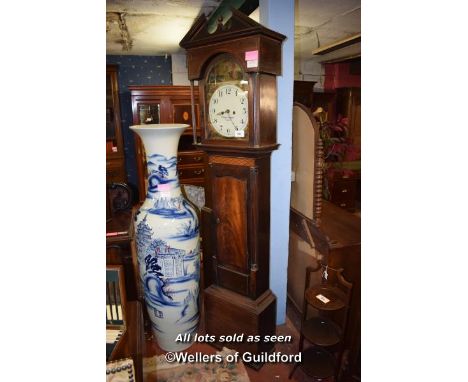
<box><xmin>213</xmin><ymin>175</ymin><xmax>249</xmax><ymax>273</ymax></box>
<box><xmin>209</xmin><ymin>163</ymin><xmax>253</xmax><ymax>296</ymax></box>
<box><xmin>106</xmin><ymin>65</ymin><xmax>126</xmax><ymax>183</ymax></box>
<box><xmin>137</xmin><ymin>103</ymin><xmax>161</xmax><ymax>124</ymax></box>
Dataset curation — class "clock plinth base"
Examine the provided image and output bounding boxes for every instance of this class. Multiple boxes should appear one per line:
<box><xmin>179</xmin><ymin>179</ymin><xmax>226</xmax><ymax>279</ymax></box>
<box><xmin>203</xmin><ymin>285</ymin><xmax>276</xmax><ymax>369</ymax></box>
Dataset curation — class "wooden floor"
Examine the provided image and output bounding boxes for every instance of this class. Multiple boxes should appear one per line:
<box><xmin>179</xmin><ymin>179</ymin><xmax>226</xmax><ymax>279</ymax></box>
<box><xmin>141</xmin><ymin>302</ymin><xmax>331</xmax><ymax>382</ymax></box>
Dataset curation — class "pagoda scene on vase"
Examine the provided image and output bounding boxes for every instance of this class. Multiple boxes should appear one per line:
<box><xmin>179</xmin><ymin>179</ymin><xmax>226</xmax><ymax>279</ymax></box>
<box><xmin>136</xmin><ymin>215</ymin><xmax>200</xmax><ymax>345</ymax></box>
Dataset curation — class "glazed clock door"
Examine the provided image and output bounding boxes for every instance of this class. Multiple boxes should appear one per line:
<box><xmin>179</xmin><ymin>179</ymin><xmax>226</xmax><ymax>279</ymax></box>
<box><xmin>203</xmin><ymin>54</ymin><xmax>251</xmax><ymax>143</ymax></box>
<box><xmin>209</xmin><ymin>162</ymin><xmax>253</xmax><ymax>297</ymax></box>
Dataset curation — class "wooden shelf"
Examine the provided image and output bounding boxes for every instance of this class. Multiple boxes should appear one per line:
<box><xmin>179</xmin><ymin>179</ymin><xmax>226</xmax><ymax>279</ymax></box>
<box><xmin>301</xmin><ymin>347</ymin><xmax>336</xmax><ymax>379</ymax></box>
<box><xmin>305</xmin><ymin>284</ymin><xmax>347</xmax><ymax>311</ymax></box>
<box><xmin>302</xmin><ymin>316</ymin><xmax>342</xmax><ymax>347</ymax></box>
<box><xmin>291</xmin><ymin>266</ymin><xmax>353</xmax><ymax>381</ymax></box>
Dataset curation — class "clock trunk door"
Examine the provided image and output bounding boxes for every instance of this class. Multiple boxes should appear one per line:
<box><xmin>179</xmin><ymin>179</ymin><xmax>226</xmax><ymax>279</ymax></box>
<box><xmin>210</xmin><ymin>163</ymin><xmax>254</xmax><ymax>297</ymax></box>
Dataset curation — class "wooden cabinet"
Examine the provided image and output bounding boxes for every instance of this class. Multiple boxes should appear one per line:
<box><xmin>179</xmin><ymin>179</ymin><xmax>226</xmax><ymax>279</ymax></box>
<box><xmin>106</xmin><ymin>301</ymin><xmax>144</xmax><ymax>382</ymax></box>
<box><xmin>106</xmin><ymin>209</ymin><xmax>139</xmax><ymax>301</ymax></box>
<box><xmin>106</xmin><ymin>65</ymin><xmax>126</xmax><ymax>183</ymax></box>
<box><xmin>293</xmin><ymin>80</ymin><xmax>316</xmax><ymax>108</ymax></box>
<box><xmin>129</xmin><ymin>85</ymin><xmax>204</xmax><ymax>201</ymax></box>
<box><xmin>326</xmin><ymin>170</ymin><xmax>360</xmax><ymax>213</ymax></box>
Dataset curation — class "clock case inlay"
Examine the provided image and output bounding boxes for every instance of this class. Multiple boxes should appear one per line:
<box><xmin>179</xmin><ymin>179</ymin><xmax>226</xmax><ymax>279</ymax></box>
<box><xmin>180</xmin><ymin>8</ymin><xmax>285</xmax><ymax>365</ymax></box>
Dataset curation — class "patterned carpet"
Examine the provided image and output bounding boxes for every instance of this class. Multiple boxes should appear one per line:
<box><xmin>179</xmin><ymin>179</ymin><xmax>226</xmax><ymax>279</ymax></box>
<box><xmin>143</xmin><ymin>347</ymin><xmax>251</xmax><ymax>382</ymax></box>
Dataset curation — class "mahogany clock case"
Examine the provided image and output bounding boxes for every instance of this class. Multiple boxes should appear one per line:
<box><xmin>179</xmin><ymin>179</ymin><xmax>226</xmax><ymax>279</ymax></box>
<box><xmin>180</xmin><ymin>8</ymin><xmax>286</xmax><ymax>363</ymax></box>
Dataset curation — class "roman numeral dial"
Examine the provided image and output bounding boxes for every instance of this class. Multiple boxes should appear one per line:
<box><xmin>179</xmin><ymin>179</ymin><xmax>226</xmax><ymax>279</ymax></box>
<box><xmin>209</xmin><ymin>84</ymin><xmax>248</xmax><ymax>138</ymax></box>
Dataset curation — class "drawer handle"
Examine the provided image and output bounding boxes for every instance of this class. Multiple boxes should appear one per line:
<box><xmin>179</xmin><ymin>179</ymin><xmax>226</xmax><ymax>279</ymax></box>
<box><xmin>341</xmin><ymin>189</ymin><xmax>348</xmax><ymax>193</ymax></box>
<box><xmin>340</xmin><ymin>203</ymin><xmax>347</xmax><ymax>207</ymax></box>
<box><xmin>193</xmin><ymin>156</ymin><xmax>202</xmax><ymax>161</ymax></box>
<box><xmin>194</xmin><ymin>169</ymin><xmax>204</xmax><ymax>175</ymax></box>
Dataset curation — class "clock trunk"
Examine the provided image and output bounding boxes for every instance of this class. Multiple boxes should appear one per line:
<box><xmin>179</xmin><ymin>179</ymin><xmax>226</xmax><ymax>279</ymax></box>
<box><xmin>202</xmin><ymin>153</ymin><xmax>272</xmax><ymax>299</ymax></box>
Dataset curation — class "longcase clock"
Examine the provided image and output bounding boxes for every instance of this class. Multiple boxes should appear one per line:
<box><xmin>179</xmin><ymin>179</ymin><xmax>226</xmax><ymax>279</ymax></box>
<box><xmin>180</xmin><ymin>8</ymin><xmax>285</xmax><ymax>365</ymax></box>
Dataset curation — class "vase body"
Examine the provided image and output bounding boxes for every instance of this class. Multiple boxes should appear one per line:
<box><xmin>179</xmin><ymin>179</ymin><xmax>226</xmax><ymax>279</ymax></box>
<box><xmin>130</xmin><ymin>124</ymin><xmax>200</xmax><ymax>352</ymax></box>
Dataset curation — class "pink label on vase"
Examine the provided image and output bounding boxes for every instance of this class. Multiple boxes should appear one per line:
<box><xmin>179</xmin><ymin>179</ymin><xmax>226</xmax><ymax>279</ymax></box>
<box><xmin>158</xmin><ymin>184</ymin><xmax>171</xmax><ymax>191</ymax></box>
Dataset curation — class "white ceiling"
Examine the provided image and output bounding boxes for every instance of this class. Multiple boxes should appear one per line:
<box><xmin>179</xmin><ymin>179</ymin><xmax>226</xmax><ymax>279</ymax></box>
<box><xmin>106</xmin><ymin>0</ymin><xmax>360</xmax><ymax>62</ymax></box>
<box><xmin>294</xmin><ymin>0</ymin><xmax>360</xmax><ymax>61</ymax></box>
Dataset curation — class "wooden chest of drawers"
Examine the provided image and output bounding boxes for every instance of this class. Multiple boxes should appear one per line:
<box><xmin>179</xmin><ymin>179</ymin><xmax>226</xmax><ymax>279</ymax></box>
<box><xmin>178</xmin><ymin>150</ymin><xmax>205</xmax><ymax>186</ymax></box>
<box><xmin>326</xmin><ymin>170</ymin><xmax>360</xmax><ymax>212</ymax></box>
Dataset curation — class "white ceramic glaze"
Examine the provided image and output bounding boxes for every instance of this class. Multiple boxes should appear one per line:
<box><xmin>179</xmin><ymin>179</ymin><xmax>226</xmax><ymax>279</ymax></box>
<box><xmin>130</xmin><ymin>124</ymin><xmax>200</xmax><ymax>352</ymax></box>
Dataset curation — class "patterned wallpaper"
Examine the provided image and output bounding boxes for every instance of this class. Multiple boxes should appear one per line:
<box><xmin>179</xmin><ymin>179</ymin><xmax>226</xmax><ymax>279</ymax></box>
<box><xmin>106</xmin><ymin>55</ymin><xmax>173</xmax><ymax>193</ymax></box>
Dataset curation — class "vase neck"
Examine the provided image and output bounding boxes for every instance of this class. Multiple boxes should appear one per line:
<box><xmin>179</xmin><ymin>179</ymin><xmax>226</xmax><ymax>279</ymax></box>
<box><xmin>145</xmin><ymin>152</ymin><xmax>181</xmax><ymax>197</ymax></box>
<box><xmin>129</xmin><ymin>124</ymin><xmax>188</xmax><ymax>198</ymax></box>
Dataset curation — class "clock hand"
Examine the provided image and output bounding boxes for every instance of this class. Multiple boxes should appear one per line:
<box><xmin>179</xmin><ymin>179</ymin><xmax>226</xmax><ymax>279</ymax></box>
<box><xmin>226</xmin><ymin>113</ymin><xmax>238</xmax><ymax>130</ymax></box>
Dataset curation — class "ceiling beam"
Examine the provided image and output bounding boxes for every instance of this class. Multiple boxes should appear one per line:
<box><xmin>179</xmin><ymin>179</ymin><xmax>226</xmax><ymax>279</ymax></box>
<box><xmin>321</xmin><ymin>54</ymin><xmax>361</xmax><ymax>64</ymax></box>
<box><xmin>312</xmin><ymin>33</ymin><xmax>361</xmax><ymax>55</ymax></box>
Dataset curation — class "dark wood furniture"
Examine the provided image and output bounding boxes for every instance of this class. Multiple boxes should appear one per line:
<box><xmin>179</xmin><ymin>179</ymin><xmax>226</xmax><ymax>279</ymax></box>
<box><xmin>106</xmin><ymin>205</ymin><xmax>143</xmax><ymax>381</ymax></box>
<box><xmin>292</xmin><ymin>82</ymin><xmax>338</xmax><ymax>124</ymax></box>
<box><xmin>107</xmin><ymin>302</ymin><xmax>144</xmax><ymax>382</ymax></box>
<box><xmin>290</xmin><ymin>264</ymin><xmax>352</xmax><ymax>380</ymax></box>
<box><xmin>293</xmin><ymin>80</ymin><xmax>316</xmax><ymax>108</ymax></box>
<box><xmin>106</xmin><ymin>65</ymin><xmax>127</xmax><ymax>183</ymax></box>
<box><xmin>291</xmin><ymin>202</ymin><xmax>361</xmax><ymax>381</ymax></box>
<box><xmin>106</xmin><ymin>265</ymin><xmax>144</xmax><ymax>382</ymax></box>
<box><xmin>288</xmin><ymin>102</ymin><xmax>360</xmax><ymax>380</ymax></box>
<box><xmin>180</xmin><ymin>8</ymin><xmax>285</xmax><ymax>367</ymax></box>
<box><xmin>309</xmin><ymin>200</ymin><xmax>360</xmax><ymax>381</ymax></box>
<box><xmin>326</xmin><ymin>169</ymin><xmax>360</xmax><ymax>213</ymax></box>
<box><xmin>107</xmin><ymin>182</ymin><xmax>133</xmax><ymax>216</ymax></box>
<box><xmin>129</xmin><ymin>85</ymin><xmax>205</xmax><ymax>201</ymax></box>
<box><xmin>288</xmin><ymin>102</ymin><xmax>325</xmax><ymax>318</ymax></box>
<box><xmin>336</xmin><ymin>87</ymin><xmax>361</xmax><ymax>146</ymax></box>
<box><xmin>110</xmin><ymin>301</ymin><xmax>144</xmax><ymax>382</ymax></box>
<box><xmin>106</xmin><ymin>208</ymin><xmax>139</xmax><ymax>302</ymax></box>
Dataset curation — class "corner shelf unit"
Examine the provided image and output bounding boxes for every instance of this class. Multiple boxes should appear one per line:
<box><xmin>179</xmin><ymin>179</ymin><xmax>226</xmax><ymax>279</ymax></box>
<box><xmin>290</xmin><ymin>264</ymin><xmax>352</xmax><ymax>381</ymax></box>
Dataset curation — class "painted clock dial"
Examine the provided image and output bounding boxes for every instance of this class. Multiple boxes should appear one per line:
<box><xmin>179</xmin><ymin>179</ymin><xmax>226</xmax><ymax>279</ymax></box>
<box><xmin>208</xmin><ymin>84</ymin><xmax>248</xmax><ymax>138</ymax></box>
<box><xmin>204</xmin><ymin>55</ymin><xmax>249</xmax><ymax>140</ymax></box>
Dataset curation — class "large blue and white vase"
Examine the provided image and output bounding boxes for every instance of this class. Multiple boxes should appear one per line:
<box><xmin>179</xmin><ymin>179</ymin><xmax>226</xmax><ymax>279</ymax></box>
<box><xmin>130</xmin><ymin>124</ymin><xmax>200</xmax><ymax>352</ymax></box>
